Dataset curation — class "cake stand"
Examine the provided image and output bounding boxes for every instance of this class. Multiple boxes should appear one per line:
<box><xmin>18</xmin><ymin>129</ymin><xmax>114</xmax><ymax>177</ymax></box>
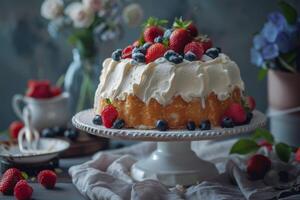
<box><xmin>72</xmin><ymin>109</ymin><xmax>266</xmax><ymax>186</ymax></box>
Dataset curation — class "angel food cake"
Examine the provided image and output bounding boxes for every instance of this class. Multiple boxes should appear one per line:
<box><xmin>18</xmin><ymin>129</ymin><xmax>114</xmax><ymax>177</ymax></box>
<box><xmin>93</xmin><ymin>17</ymin><xmax>256</xmax><ymax>130</ymax></box>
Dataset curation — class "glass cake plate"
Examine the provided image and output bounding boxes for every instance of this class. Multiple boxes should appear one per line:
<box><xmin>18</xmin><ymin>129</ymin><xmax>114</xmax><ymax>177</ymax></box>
<box><xmin>72</xmin><ymin>109</ymin><xmax>267</xmax><ymax>186</ymax></box>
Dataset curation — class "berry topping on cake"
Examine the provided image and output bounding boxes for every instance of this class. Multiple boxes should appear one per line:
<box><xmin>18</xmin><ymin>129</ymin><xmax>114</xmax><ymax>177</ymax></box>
<box><xmin>143</xmin><ymin>17</ymin><xmax>167</xmax><ymax>43</ymax></box>
<box><xmin>184</xmin><ymin>41</ymin><xmax>205</xmax><ymax>59</ymax></box>
<box><xmin>0</xmin><ymin>168</ymin><xmax>23</xmax><ymax>195</ymax></box>
<box><xmin>93</xmin><ymin>115</ymin><xmax>102</xmax><ymax>125</ymax></box>
<box><xmin>101</xmin><ymin>104</ymin><xmax>118</xmax><ymax>128</ymax></box>
<box><xmin>112</xmin><ymin>119</ymin><xmax>125</xmax><ymax>129</ymax></box>
<box><xmin>154</xmin><ymin>36</ymin><xmax>163</xmax><ymax>43</ymax></box>
<box><xmin>186</xmin><ymin>121</ymin><xmax>196</xmax><ymax>130</ymax></box>
<box><xmin>205</xmin><ymin>47</ymin><xmax>220</xmax><ymax>59</ymax></box>
<box><xmin>184</xmin><ymin>51</ymin><xmax>197</xmax><ymax>61</ymax></box>
<box><xmin>169</xmin><ymin>54</ymin><xmax>183</xmax><ymax>64</ymax></box>
<box><xmin>38</xmin><ymin>170</ymin><xmax>57</xmax><ymax>189</ymax></box>
<box><xmin>112</xmin><ymin>49</ymin><xmax>122</xmax><ymax>61</ymax></box>
<box><xmin>246</xmin><ymin>96</ymin><xmax>256</xmax><ymax>111</ymax></box>
<box><xmin>156</xmin><ymin>120</ymin><xmax>168</xmax><ymax>131</ymax></box>
<box><xmin>197</xmin><ymin>36</ymin><xmax>213</xmax><ymax>51</ymax></box>
<box><xmin>221</xmin><ymin>117</ymin><xmax>234</xmax><ymax>128</ymax></box>
<box><xmin>169</xmin><ymin>29</ymin><xmax>192</xmax><ymax>53</ymax></box>
<box><xmin>132</xmin><ymin>40</ymin><xmax>140</xmax><ymax>47</ymax></box>
<box><xmin>14</xmin><ymin>180</ymin><xmax>33</xmax><ymax>200</ymax></box>
<box><xmin>132</xmin><ymin>52</ymin><xmax>146</xmax><ymax>63</ymax></box>
<box><xmin>122</xmin><ymin>45</ymin><xmax>134</xmax><ymax>59</ymax></box>
<box><xmin>187</xmin><ymin>23</ymin><xmax>198</xmax><ymax>37</ymax></box>
<box><xmin>224</xmin><ymin>103</ymin><xmax>247</xmax><ymax>124</ymax></box>
<box><xmin>163</xmin><ymin>29</ymin><xmax>172</xmax><ymax>39</ymax></box>
<box><xmin>164</xmin><ymin>50</ymin><xmax>176</xmax><ymax>60</ymax></box>
<box><xmin>200</xmin><ymin>120</ymin><xmax>211</xmax><ymax>130</ymax></box>
<box><xmin>145</xmin><ymin>43</ymin><xmax>167</xmax><ymax>63</ymax></box>
<box><xmin>247</xmin><ymin>154</ymin><xmax>271</xmax><ymax>180</ymax></box>
<box><xmin>9</xmin><ymin>121</ymin><xmax>24</xmax><ymax>139</ymax></box>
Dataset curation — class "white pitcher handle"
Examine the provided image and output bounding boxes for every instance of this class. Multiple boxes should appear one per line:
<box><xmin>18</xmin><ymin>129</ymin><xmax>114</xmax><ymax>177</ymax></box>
<box><xmin>12</xmin><ymin>94</ymin><xmax>25</xmax><ymax>121</ymax></box>
<box><xmin>267</xmin><ymin>106</ymin><xmax>300</xmax><ymax>117</ymax></box>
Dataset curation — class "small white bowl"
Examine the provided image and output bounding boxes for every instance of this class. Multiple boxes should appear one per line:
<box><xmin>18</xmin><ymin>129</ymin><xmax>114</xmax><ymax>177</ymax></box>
<box><xmin>0</xmin><ymin>138</ymin><xmax>70</xmax><ymax>164</ymax></box>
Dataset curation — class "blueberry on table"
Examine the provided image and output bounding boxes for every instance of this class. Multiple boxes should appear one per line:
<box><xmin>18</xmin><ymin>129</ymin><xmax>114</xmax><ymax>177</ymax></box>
<box><xmin>93</xmin><ymin>115</ymin><xmax>102</xmax><ymax>125</ymax></box>
<box><xmin>184</xmin><ymin>51</ymin><xmax>197</xmax><ymax>61</ymax></box>
<box><xmin>64</xmin><ymin>129</ymin><xmax>79</xmax><ymax>141</ymax></box>
<box><xmin>200</xmin><ymin>120</ymin><xmax>211</xmax><ymax>130</ymax></box>
<box><xmin>156</xmin><ymin>120</ymin><xmax>168</xmax><ymax>131</ymax></box>
<box><xmin>186</xmin><ymin>121</ymin><xmax>196</xmax><ymax>131</ymax></box>
<box><xmin>41</xmin><ymin>128</ymin><xmax>55</xmax><ymax>138</ymax></box>
<box><xmin>221</xmin><ymin>117</ymin><xmax>235</xmax><ymax>128</ymax></box>
<box><xmin>112</xmin><ymin>119</ymin><xmax>125</xmax><ymax>129</ymax></box>
<box><xmin>52</xmin><ymin>126</ymin><xmax>66</xmax><ymax>136</ymax></box>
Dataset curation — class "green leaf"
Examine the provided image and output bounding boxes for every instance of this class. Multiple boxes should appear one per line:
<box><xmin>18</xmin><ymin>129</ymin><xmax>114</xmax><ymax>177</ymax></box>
<box><xmin>258</xmin><ymin>68</ymin><xmax>268</xmax><ymax>81</ymax></box>
<box><xmin>252</xmin><ymin>128</ymin><xmax>274</xmax><ymax>143</ymax></box>
<box><xmin>278</xmin><ymin>0</ymin><xmax>298</xmax><ymax>24</ymax></box>
<box><xmin>230</xmin><ymin>139</ymin><xmax>259</xmax><ymax>155</ymax></box>
<box><xmin>21</xmin><ymin>171</ymin><xmax>29</xmax><ymax>180</ymax></box>
<box><xmin>106</xmin><ymin>98</ymin><xmax>112</xmax><ymax>104</ymax></box>
<box><xmin>275</xmin><ymin>142</ymin><xmax>292</xmax><ymax>163</ymax></box>
<box><xmin>173</xmin><ymin>17</ymin><xmax>192</xmax><ymax>29</ymax></box>
<box><xmin>143</xmin><ymin>17</ymin><xmax>168</xmax><ymax>28</ymax></box>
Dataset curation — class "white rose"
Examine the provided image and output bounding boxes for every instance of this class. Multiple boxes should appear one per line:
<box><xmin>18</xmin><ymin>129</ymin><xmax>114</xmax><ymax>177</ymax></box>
<box><xmin>65</xmin><ymin>2</ymin><xmax>94</xmax><ymax>28</ymax></box>
<box><xmin>122</xmin><ymin>3</ymin><xmax>143</xmax><ymax>27</ymax></box>
<box><xmin>83</xmin><ymin>0</ymin><xmax>102</xmax><ymax>12</ymax></box>
<box><xmin>41</xmin><ymin>0</ymin><xmax>64</xmax><ymax>20</ymax></box>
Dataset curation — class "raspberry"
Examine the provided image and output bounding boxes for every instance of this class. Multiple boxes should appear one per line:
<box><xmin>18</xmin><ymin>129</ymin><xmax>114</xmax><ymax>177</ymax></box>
<box><xmin>201</xmin><ymin>38</ymin><xmax>213</xmax><ymax>51</ymax></box>
<box><xmin>169</xmin><ymin>28</ymin><xmax>192</xmax><ymax>53</ymax></box>
<box><xmin>26</xmin><ymin>80</ymin><xmax>51</xmax><ymax>99</ymax></box>
<box><xmin>258</xmin><ymin>140</ymin><xmax>273</xmax><ymax>152</ymax></box>
<box><xmin>101</xmin><ymin>104</ymin><xmax>118</xmax><ymax>128</ymax></box>
<box><xmin>50</xmin><ymin>86</ymin><xmax>62</xmax><ymax>97</ymax></box>
<box><xmin>247</xmin><ymin>154</ymin><xmax>271</xmax><ymax>180</ymax></box>
<box><xmin>145</xmin><ymin>43</ymin><xmax>167</xmax><ymax>63</ymax></box>
<box><xmin>246</xmin><ymin>96</ymin><xmax>256</xmax><ymax>111</ymax></box>
<box><xmin>184</xmin><ymin>41</ymin><xmax>205</xmax><ymax>60</ymax></box>
<box><xmin>9</xmin><ymin>121</ymin><xmax>24</xmax><ymax>139</ymax></box>
<box><xmin>14</xmin><ymin>180</ymin><xmax>33</xmax><ymax>200</ymax></box>
<box><xmin>37</xmin><ymin>170</ymin><xmax>57</xmax><ymax>189</ymax></box>
<box><xmin>0</xmin><ymin>168</ymin><xmax>23</xmax><ymax>195</ymax></box>
<box><xmin>224</xmin><ymin>103</ymin><xmax>247</xmax><ymax>124</ymax></box>
<box><xmin>122</xmin><ymin>45</ymin><xmax>134</xmax><ymax>59</ymax></box>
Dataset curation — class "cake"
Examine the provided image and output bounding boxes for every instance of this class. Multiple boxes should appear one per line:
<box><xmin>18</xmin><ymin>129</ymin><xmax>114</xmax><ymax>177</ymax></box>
<box><xmin>93</xmin><ymin>17</ymin><xmax>255</xmax><ymax>130</ymax></box>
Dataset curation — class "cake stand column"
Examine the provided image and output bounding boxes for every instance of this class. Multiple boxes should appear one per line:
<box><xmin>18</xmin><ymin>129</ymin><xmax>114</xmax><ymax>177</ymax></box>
<box><xmin>131</xmin><ymin>141</ymin><xmax>218</xmax><ymax>186</ymax></box>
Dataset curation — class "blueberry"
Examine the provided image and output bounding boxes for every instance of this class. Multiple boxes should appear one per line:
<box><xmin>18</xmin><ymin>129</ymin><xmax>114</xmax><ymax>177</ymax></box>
<box><xmin>278</xmin><ymin>171</ymin><xmax>289</xmax><ymax>182</ymax></box>
<box><xmin>164</xmin><ymin>50</ymin><xmax>176</xmax><ymax>60</ymax></box>
<box><xmin>112</xmin><ymin>50</ymin><xmax>122</xmax><ymax>61</ymax></box>
<box><xmin>245</xmin><ymin>112</ymin><xmax>253</xmax><ymax>124</ymax></box>
<box><xmin>186</xmin><ymin>121</ymin><xmax>196</xmax><ymax>131</ymax></box>
<box><xmin>93</xmin><ymin>115</ymin><xmax>102</xmax><ymax>125</ymax></box>
<box><xmin>133</xmin><ymin>47</ymin><xmax>146</xmax><ymax>54</ymax></box>
<box><xmin>143</xmin><ymin>42</ymin><xmax>152</xmax><ymax>49</ymax></box>
<box><xmin>163</xmin><ymin>29</ymin><xmax>172</xmax><ymax>39</ymax></box>
<box><xmin>52</xmin><ymin>126</ymin><xmax>66</xmax><ymax>136</ymax></box>
<box><xmin>41</xmin><ymin>128</ymin><xmax>55</xmax><ymax>138</ymax></box>
<box><xmin>221</xmin><ymin>117</ymin><xmax>234</xmax><ymax>128</ymax></box>
<box><xmin>169</xmin><ymin>55</ymin><xmax>183</xmax><ymax>64</ymax></box>
<box><xmin>154</xmin><ymin>36</ymin><xmax>163</xmax><ymax>43</ymax></box>
<box><xmin>184</xmin><ymin>51</ymin><xmax>197</xmax><ymax>61</ymax></box>
<box><xmin>216</xmin><ymin>47</ymin><xmax>222</xmax><ymax>53</ymax></box>
<box><xmin>132</xmin><ymin>52</ymin><xmax>145</xmax><ymax>63</ymax></box>
<box><xmin>200</xmin><ymin>120</ymin><xmax>211</xmax><ymax>130</ymax></box>
<box><xmin>205</xmin><ymin>48</ymin><xmax>219</xmax><ymax>59</ymax></box>
<box><xmin>64</xmin><ymin>129</ymin><xmax>79</xmax><ymax>141</ymax></box>
<box><xmin>156</xmin><ymin>120</ymin><xmax>168</xmax><ymax>131</ymax></box>
<box><xmin>112</xmin><ymin>119</ymin><xmax>125</xmax><ymax>129</ymax></box>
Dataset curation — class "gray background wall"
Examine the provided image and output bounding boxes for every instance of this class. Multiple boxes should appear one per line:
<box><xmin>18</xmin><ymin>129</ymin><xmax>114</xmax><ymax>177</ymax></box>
<box><xmin>1</xmin><ymin>0</ymin><xmax>299</xmax><ymax>130</ymax></box>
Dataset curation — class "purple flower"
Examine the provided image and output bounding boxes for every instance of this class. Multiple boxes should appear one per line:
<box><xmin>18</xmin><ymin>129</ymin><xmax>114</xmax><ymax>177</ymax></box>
<box><xmin>251</xmin><ymin>48</ymin><xmax>263</xmax><ymax>67</ymax></box>
<box><xmin>253</xmin><ymin>34</ymin><xmax>267</xmax><ymax>50</ymax></box>
<box><xmin>262</xmin><ymin>43</ymin><xmax>279</xmax><ymax>60</ymax></box>
<box><xmin>268</xmin><ymin>11</ymin><xmax>287</xmax><ymax>31</ymax></box>
<box><xmin>262</xmin><ymin>22</ymin><xmax>279</xmax><ymax>43</ymax></box>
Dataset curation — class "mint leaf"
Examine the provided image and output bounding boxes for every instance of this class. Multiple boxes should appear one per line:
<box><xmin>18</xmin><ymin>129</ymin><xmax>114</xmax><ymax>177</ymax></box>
<box><xmin>278</xmin><ymin>0</ymin><xmax>298</xmax><ymax>24</ymax></box>
<box><xmin>252</xmin><ymin>128</ymin><xmax>274</xmax><ymax>143</ymax></box>
<box><xmin>275</xmin><ymin>142</ymin><xmax>292</xmax><ymax>163</ymax></box>
<box><xmin>258</xmin><ymin>68</ymin><xmax>268</xmax><ymax>81</ymax></box>
<box><xmin>230</xmin><ymin>139</ymin><xmax>259</xmax><ymax>155</ymax></box>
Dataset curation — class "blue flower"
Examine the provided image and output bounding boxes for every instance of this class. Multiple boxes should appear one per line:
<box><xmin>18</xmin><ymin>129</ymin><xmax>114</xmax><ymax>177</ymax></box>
<box><xmin>251</xmin><ymin>48</ymin><xmax>263</xmax><ymax>67</ymax></box>
<box><xmin>276</xmin><ymin>31</ymin><xmax>295</xmax><ymax>53</ymax></box>
<box><xmin>253</xmin><ymin>34</ymin><xmax>267</xmax><ymax>50</ymax></box>
<box><xmin>262</xmin><ymin>22</ymin><xmax>279</xmax><ymax>43</ymax></box>
<box><xmin>268</xmin><ymin>11</ymin><xmax>287</xmax><ymax>31</ymax></box>
<box><xmin>262</xmin><ymin>43</ymin><xmax>279</xmax><ymax>60</ymax></box>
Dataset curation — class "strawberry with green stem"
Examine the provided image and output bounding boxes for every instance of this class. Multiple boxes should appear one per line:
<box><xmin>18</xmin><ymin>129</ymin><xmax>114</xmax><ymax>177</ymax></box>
<box><xmin>143</xmin><ymin>17</ymin><xmax>168</xmax><ymax>43</ymax></box>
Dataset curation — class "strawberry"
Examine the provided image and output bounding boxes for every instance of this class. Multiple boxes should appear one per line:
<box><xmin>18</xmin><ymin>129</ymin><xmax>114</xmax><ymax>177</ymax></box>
<box><xmin>122</xmin><ymin>45</ymin><xmax>134</xmax><ymax>59</ymax></box>
<box><xmin>143</xmin><ymin>17</ymin><xmax>167</xmax><ymax>43</ymax></box>
<box><xmin>101</xmin><ymin>104</ymin><xmax>118</xmax><ymax>128</ymax></box>
<box><xmin>246</xmin><ymin>96</ymin><xmax>256</xmax><ymax>111</ymax></box>
<box><xmin>296</xmin><ymin>148</ymin><xmax>300</xmax><ymax>162</ymax></box>
<box><xmin>26</xmin><ymin>80</ymin><xmax>51</xmax><ymax>99</ymax></box>
<box><xmin>132</xmin><ymin>40</ymin><xmax>140</xmax><ymax>47</ymax></box>
<box><xmin>9</xmin><ymin>121</ymin><xmax>24</xmax><ymax>139</ymax></box>
<box><xmin>169</xmin><ymin>28</ymin><xmax>192</xmax><ymax>53</ymax></box>
<box><xmin>224</xmin><ymin>103</ymin><xmax>247</xmax><ymax>124</ymax></box>
<box><xmin>201</xmin><ymin>37</ymin><xmax>213</xmax><ymax>51</ymax></box>
<box><xmin>145</xmin><ymin>43</ymin><xmax>167</xmax><ymax>63</ymax></box>
<box><xmin>37</xmin><ymin>170</ymin><xmax>57</xmax><ymax>189</ymax></box>
<box><xmin>247</xmin><ymin>154</ymin><xmax>271</xmax><ymax>180</ymax></box>
<box><xmin>0</xmin><ymin>168</ymin><xmax>23</xmax><ymax>195</ymax></box>
<box><xmin>184</xmin><ymin>41</ymin><xmax>204</xmax><ymax>59</ymax></box>
<box><xmin>50</xmin><ymin>86</ymin><xmax>62</xmax><ymax>97</ymax></box>
<box><xmin>187</xmin><ymin>23</ymin><xmax>198</xmax><ymax>37</ymax></box>
<box><xmin>258</xmin><ymin>140</ymin><xmax>273</xmax><ymax>152</ymax></box>
<box><xmin>14</xmin><ymin>180</ymin><xmax>33</xmax><ymax>200</ymax></box>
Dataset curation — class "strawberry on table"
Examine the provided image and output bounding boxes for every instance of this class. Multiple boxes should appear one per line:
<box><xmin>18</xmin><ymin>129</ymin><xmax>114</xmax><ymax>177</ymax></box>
<box><xmin>145</xmin><ymin>43</ymin><xmax>167</xmax><ymax>63</ymax></box>
<box><xmin>247</xmin><ymin>154</ymin><xmax>271</xmax><ymax>180</ymax></box>
<box><xmin>224</xmin><ymin>103</ymin><xmax>247</xmax><ymax>124</ymax></box>
<box><xmin>38</xmin><ymin>170</ymin><xmax>57</xmax><ymax>189</ymax></box>
<box><xmin>0</xmin><ymin>168</ymin><xmax>23</xmax><ymax>195</ymax></box>
<box><xmin>101</xmin><ymin>104</ymin><xmax>118</xmax><ymax>128</ymax></box>
<box><xmin>14</xmin><ymin>180</ymin><xmax>33</xmax><ymax>200</ymax></box>
<box><xmin>143</xmin><ymin>17</ymin><xmax>167</xmax><ymax>43</ymax></box>
<box><xmin>184</xmin><ymin>41</ymin><xmax>205</xmax><ymax>60</ymax></box>
<box><xmin>9</xmin><ymin>121</ymin><xmax>24</xmax><ymax>139</ymax></box>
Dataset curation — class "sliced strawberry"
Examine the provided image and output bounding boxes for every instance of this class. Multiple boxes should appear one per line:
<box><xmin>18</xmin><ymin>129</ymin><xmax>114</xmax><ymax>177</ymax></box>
<box><xmin>169</xmin><ymin>28</ymin><xmax>192</xmax><ymax>53</ymax></box>
<box><xmin>9</xmin><ymin>121</ymin><xmax>24</xmax><ymax>139</ymax></box>
<box><xmin>145</xmin><ymin>43</ymin><xmax>167</xmax><ymax>63</ymax></box>
<box><xmin>258</xmin><ymin>140</ymin><xmax>273</xmax><ymax>152</ymax></box>
<box><xmin>246</xmin><ymin>96</ymin><xmax>256</xmax><ymax>111</ymax></box>
<box><xmin>187</xmin><ymin>23</ymin><xmax>198</xmax><ymax>37</ymax></box>
<box><xmin>224</xmin><ymin>103</ymin><xmax>247</xmax><ymax>124</ymax></box>
<box><xmin>122</xmin><ymin>45</ymin><xmax>134</xmax><ymax>59</ymax></box>
<box><xmin>101</xmin><ymin>104</ymin><xmax>118</xmax><ymax>128</ymax></box>
<box><xmin>184</xmin><ymin>41</ymin><xmax>204</xmax><ymax>59</ymax></box>
<box><xmin>50</xmin><ymin>86</ymin><xmax>62</xmax><ymax>97</ymax></box>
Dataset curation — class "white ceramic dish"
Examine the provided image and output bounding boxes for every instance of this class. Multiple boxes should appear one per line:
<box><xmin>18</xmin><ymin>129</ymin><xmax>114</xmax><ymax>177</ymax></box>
<box><xmin>0</xmin><ymin>138</ymin><xmax>70</xmax><ymax>164</ymax></box>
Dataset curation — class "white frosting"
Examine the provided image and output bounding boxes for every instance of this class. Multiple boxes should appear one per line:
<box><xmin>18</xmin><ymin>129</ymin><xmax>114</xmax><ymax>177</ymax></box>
<box><xmin>94</xmin><ymin>53</ymin><xmax>244</xmax><ymax>109</ymax></box>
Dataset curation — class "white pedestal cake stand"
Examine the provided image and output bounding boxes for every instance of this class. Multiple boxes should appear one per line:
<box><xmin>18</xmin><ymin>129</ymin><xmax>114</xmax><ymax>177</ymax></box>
<box><xmin>72</xmin><ymin>109</ymin><xmax>266</xmax><ymax>186</ymax></box>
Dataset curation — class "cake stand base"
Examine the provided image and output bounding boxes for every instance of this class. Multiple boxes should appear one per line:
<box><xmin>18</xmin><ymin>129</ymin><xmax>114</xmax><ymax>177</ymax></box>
<box><xmin>131</xmin><ymin>141</ymin><xmax>218</xmax><ymax>186</ymax></box>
